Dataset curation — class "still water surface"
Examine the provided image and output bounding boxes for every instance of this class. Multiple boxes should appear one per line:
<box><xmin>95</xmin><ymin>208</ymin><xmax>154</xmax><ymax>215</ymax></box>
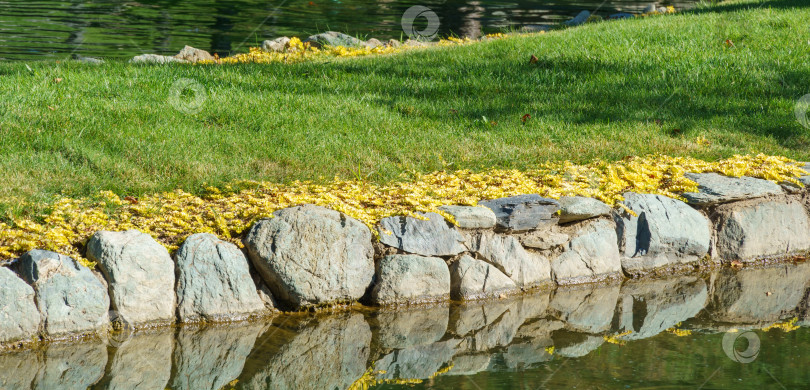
<box><xmin>0</xmin><ymin>0</ymin><xmax>698</xmax><ymax>60</ymax></box>
<box><xmin>1</xmin><ymin>263</ymin><xmax>809</xmax><ymax>389</ymax></box>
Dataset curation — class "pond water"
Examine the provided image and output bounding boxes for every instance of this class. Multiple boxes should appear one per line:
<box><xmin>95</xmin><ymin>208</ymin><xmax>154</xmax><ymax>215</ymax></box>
<box><xmin>0</xmin><ymin>0</ymin><xmax>698</xmax><ymax>61</ymax></box>
<box><xmin>2</xmin><ymin>262</ymin><xmax>810</xmax><ymax>389</ymax></box>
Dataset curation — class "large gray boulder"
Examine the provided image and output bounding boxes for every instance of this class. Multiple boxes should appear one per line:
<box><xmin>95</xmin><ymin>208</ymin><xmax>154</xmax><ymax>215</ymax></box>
<box><xmin>478</xmin><ymin>194</ymin><xmax>560</xmax><ymax>232</ymax></box>
<box><xmin>449</xmin><ymin>255</ymin><xmax>517</xmax><ymax>300</ymax></box>
<box><xmin>377</xmin><ymin>212</ymin><xmax>466</xmax><ymax>256</ymax></box>
<box><xmin>438</xmin><ymin>205</ymin><xmax>497</xmax><ymax>229</ymax></box>
<box><xmin>713</xmin><ymin>198</ymin><xmax>810</xmax><ymax>261</ymax></box>
<box><xmin>557</xmin><ymin>196</ymin><xmax>611</xmax><ymax>223</ymax></box>
<box><xmin>0</xmin><ymin>267</ymin><xmax>41</xmax><ymax>346</ymax></box>
<box><xmin>86</xmin><ymin>230</ymin><xmax>175</xmax><ymax>326</ymax></box>
<box><xmin>175</xmin><ymin>234</ymin><xmax>266</xmax><ymax>323</ymax></box>
<box><xmin>16</xmin><ymin>250</ymin><xmax>109</xmax><ymax>338</ymax></box>
<box><xmin>464</xmin><ymin>231</ymin><xmax>552</xmax><ymax>288</ymax></box>
<box><xmin>243</xmin><ymin>205</ymin><xmax>374</xmax><ymax>309</ymax></box>
<box><xmin>304</xmin><ymin>31</ymin><xmax>364</xmax><ymax>48</ymax></box>
<box><xmin>551</xmin><ymin>219</ymin><xmax>621</xmax><ymax>285</ymax></box>
<box><xmin>614</xmin><ymin>193</ymin><xmax>711</xmax><ymax>275</ymax></box>
<box><xmin>371</xmin><ymin>254</ymin><xmax>450</xmax><ymax>305</ymax></box>
<box><xmin>682</xmin><ymin>173</ymin><xmax>783</xmax><ymax>206</ymax></box>
<box><xmin>262</xmin><ymin>37</ymin><xmax>291</xmax><ymax>52</ymax></box>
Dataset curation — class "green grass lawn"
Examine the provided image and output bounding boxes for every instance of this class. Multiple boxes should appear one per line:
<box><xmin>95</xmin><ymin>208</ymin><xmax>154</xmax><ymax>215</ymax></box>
<box><xmin>0</xmin><ymin>0</ymin><xmax>808</xmax><ymax>214</ymax></box>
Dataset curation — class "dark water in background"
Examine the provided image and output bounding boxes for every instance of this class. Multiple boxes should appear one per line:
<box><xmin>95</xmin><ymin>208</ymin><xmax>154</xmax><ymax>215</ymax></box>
<box><xmin>0</xmin><ymin>0</ymin><xmax>698</xmax><ymax>60</ymax></box>
<box><xmin>2</xmin><ymin>262</ymin><xmax>810</xmax><ymax>389</ymax></box>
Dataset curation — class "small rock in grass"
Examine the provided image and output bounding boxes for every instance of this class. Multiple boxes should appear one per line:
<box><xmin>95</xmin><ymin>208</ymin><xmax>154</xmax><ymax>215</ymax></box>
<box><xmin>71</xmin><ymin>54</ymin><xmax>104</xmax><ymax>64</ymax></box>
<box><xmin>304</xmin><ymin>31</ymin><xmax>364</xmax><ymax>48</ymax></box>
<box><xmin>174</xmin><ymin>45</ymin><xmax>214</xmax><ymax>63</ymax></box>
<box><xmin>175</xmin><ymin>233</ymin><xmax>266</xmax><ymax>323</ymax></box>
<box><xmin>643</xmin><ymin>4</ymin><xmax>657</xmax><ymax>13</ymax></box>
<box><xmin>450</xmin><ymin>255</ymin><xmax>517</xmax><ymax>300</ymax></box>
<box><xmin>130</xmin><ymin>54</ymin><xmax>187</xmax><ymax>64</ymax></box>
<box><xmin>262</xmin><ymin>37</ymin><xmax>291</xmax><ymax>52</ymax></box>
<box><xmin>371</xmin><ymin>254</ymin><xmax>450</xmax><ymax>305</ymax></box>
<box><xmin>387</xmin><ymin>39</ymin><xmax>402</xmax><ymax>48</ymax></box>
<box><xmin>557</xmin><ymin>196</ymin><xmax>611</xmax><ymax>223</ymax></box>
<box><xmin>87</xmin><ymin>230</ymin><xmax>176</xmax><ymax>326</ymax></box>
<box><xmin>377</xmin><ymin>212</ymin><xmax>466</xmax><ymax>256</ymax></box>
<box><xmin>438</xmin><ymin>205</ymin><xmax>497</xmax><ymax>229</ymax></box>
<box><xmin>15</xmin><ymin>250</ymin><xmax>109</xmax><ymax>338</ymax></box>
<box><xmin>364</xmin><ymin>38</ymin><xmax>384</xmax><ymax>49</ymax></box>
<box><xmin>564</xmin><ymin>10</ymin><xmax>591</xmax><ymax>26</ymax></box>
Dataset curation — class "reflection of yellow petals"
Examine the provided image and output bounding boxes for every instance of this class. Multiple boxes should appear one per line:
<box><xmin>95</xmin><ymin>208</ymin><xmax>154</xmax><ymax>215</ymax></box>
<box><xmin>0</xmin><ymin>154</ymin><xmax>804</xmax><ymax>266</ymax></box>
<box><xmin>762</xmin><ymin>318</ymin><xmax>800</xmax><ymax>333</ymax></box>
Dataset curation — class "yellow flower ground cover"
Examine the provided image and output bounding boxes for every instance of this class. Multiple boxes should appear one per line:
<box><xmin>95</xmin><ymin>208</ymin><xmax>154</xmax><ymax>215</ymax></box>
<box><xmin>0</xmin><ymin>154</ymin><xmax>804</xmax><ymax>266</ymax></box>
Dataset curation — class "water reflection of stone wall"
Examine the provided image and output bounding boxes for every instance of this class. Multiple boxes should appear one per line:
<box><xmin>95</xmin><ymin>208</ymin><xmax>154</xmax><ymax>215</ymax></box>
<box><xmin>1</xmin><ymin>263</ymin><xmax>809</xmax><ymax>388</ymax></box>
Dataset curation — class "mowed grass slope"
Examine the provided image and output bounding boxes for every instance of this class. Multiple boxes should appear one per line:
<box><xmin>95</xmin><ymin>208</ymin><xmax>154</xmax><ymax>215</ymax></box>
<box><xmin>0</xmin><ymin>0</ymin><xmax>808</xmax><ymax>211</ymax></box>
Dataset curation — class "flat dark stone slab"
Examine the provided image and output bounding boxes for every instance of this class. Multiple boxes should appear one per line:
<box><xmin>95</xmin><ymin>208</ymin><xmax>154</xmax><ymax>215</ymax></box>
<box><xmin>681</xmin><ymin>173</ymin><xmax>783</xmax><ymax>206</ymax></box>
<box><xmin>478</xmin><ymin>194</ymin><xmax>560</xmax><ymax>232</ymax></box>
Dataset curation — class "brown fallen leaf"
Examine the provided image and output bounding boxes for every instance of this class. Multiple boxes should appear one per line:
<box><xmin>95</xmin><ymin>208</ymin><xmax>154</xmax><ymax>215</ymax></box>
<box><xmin>47</xmin><ymin>106</ymin><xmax>55</xmax><ymax>111</ymax></box>
<box><xmin>529</xmin><ymin>55</ymin><xmax>538</xmax><ymax>64</ymax></box>
<box><xmin>724</xmin><ymin>39</ymin><xmax>735</xmax><ymax>48</ymax></box>
<box><xmin>124</xmin><ymin>196</ymin><xmax>139</xmax><ymax>204</ymax></box>
<box><xmin>765</xmin><ymin>291</ymin><xmax>772</xmax><ymax>296</ymax></box>
<box><xmin>54</xmin><ymin>77</ymin><xmax>62</xmax><ymax>83</ymax></box>
<box><xmin>730</xmin><ymin>260</ymin><xmax>743</xmax><ymax>268</ymax></box>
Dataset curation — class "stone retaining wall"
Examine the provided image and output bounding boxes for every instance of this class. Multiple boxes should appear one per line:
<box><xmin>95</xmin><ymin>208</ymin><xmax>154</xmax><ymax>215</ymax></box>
<box><xmin>2</xmin><ymin>168</ymin><xmax>809</xmax><ymax>348</ymax></box>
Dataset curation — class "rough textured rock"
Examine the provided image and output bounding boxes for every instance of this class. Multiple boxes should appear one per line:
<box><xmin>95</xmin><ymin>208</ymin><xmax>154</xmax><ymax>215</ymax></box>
<box><xmin>240</xmin><ymin>313</ymin><xmax>371</xmax><ymax>390</ymax></box>
<box><xmin>438</xmin><ymin>205</ymin><xmax>497</xmax><ymax>229</ymax></box>
<box><xmin>564</xmin><ymin>10</ymin><xmax>591</xmax><ymax>26</ymax></box>
<box><xmin>444</xmin><ymin>354</ymin><xmax>491</xmax><ymax>376</ymax></box>
<box><xmin>374</xmin><ymin>306</ymin><xmax>449</xmax><ymax>349</ymax></box>
<box><xmin>86</xmin><ymin>230</ymin><xmax>175</xmax><ymax>326</ymax></box>
<box><xmin>557</xmin><ymin>196</ymin><xmax>611</xmax><ymax>223</ymax></box>
<box><xmin>371</xmin><ymin>254</ymin><xmax>450</xmax><ymax>305</ymax></box>
<box><xmin>550</xmin><ymin>284</ymin><xmax>620</xmax><ymax>333</ymax></box>
<box><xmin>170</xmin><ymin>324</ymin><xmax>264</xmax><ymax>390</ymax></box>
<box><xmin>800</xmin><ymin>163</ymin><xmax>810</xmax><ymax>186</ymax></box>
<box><xmin>374</xmin><ymin>340</ymin><xmax>460</xmax><ymax>380</ymax></box>
<box><xmin>551</xmin><ymin>220</ymin><xmax>621</xmax><ymax>285</ymax></box>
<box><xmin>71</xmin><ymin>54</ymin><xmax>104</xmax><ymax>64</ymax></box>
<box><xmin>449</xmin><ymin>255</ymin><xmax>517</xmax><ymax>300</ymax></box>
<box><xmin>175</xmin><ymin>234</ymin><xmax>266</xmax><ymax>322</ymax></box>
<box><xmin>707</xmin><ymin>264</ymin><xmax>810</xmax><ymax>323</ymax></box>
<box><xmin>617</xmin><ymin>277</ymin><xmax>707</xmax><ymax>340</ymax></box>
<box><xmin>261</xmin><ymin>37</ymin><xmax>291</xmax><ymax>52</ymax></box>
<box><xmin>614</xmin><ymin>193</ymin><xmax>711</xmax><ymax>275</ymax></box>
<box><xmin>518</xmin><ymin>230</ymin><xmax>569</xmax><ymax>250</ymax></box>
<box><xmin>464</xmin><ymin>231</ymin><xmax>552</xmax><ymax>288</ymax></box>
<box><xmin>682</xmin><ymin>173</ymin><xmax>783</xmax><ymax>205</ymax></box>
<box><xmin>364</xmin><ymin>38</ymin><xmax>384</xmax><ymax>48</ymax></box>
<box><xmin>304</xmin><ymin>31</ymin><xmax>364</xmax><ymax>48</ymax></box>
<box><xmin>95</xmin><ymin>331</ymin><xmax>173</xmax><ymax>390</ymax></box>
<box><xmin>713</xmin><ymin>198</ymin><xmax>810</xmax><ymax>261</ymax></box>
<box><xmin>243</xmin><ymin>205</ymin><xmax>374</xmax><ymax>309</ymax></box>
<box><xmin>174</xmin><ymin>45</ymin><xmax>214</xmax><ymax>62</ymax></box>
<box><xmin>34</xmin><ymin>342</ymin><xmax>107</xmax><ymax>389</ymax></box>
<box><xmin>0</xmin><ymin>349</ymin><xmax>39</xmax><ymax>389</ymax></box>
<box><xmin>130</xmin><ymin>54</ymin><xmax>187</xmax><ymax>64</ymax></box>
<box><xmin>16</xmin><ymin>250</ymin><xmax>109</xmax><ymax>338</ymax></box>
<box><xmin>478</xmin><ymin>194</ymin><xmax>560</xmax><ymax>232</ymax></box>
<box><xmin>378</xmin><ymin>212</ymin><xmax>466</xmax><ymax>256</ymax></box>
<box><xmin>0</xmin><ymin>267</ymin><xmax>41</xmax><ymax>345</ymax></box>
